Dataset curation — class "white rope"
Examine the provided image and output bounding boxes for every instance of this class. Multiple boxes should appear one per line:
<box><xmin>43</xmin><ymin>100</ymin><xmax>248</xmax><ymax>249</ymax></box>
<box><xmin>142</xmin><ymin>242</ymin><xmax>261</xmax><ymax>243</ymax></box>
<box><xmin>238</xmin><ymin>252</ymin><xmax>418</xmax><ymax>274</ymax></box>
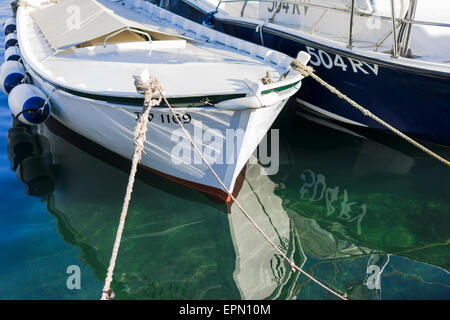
<box><xmin>255</xmin><ymin>22</ymin><xmax>265</xmax><ymax>47</ymax></box>
<box><xmin>43</xmin><ymin>87</ymin><xmax>56</xmax><ymax>107</ymax></box>
<box><xmin>149</xmin><ymin>78</ymin><xmax>348</xmax><ymax>301</ymax></box>
<box><xmin>101</xmin><ymin>79</ymin><xmax>161</xmax><ymax>300</ymax></box>
<box><xmin>101</xmin><ymin>76</ymin><xmax>347</xmax><ymax>300</ymax></box>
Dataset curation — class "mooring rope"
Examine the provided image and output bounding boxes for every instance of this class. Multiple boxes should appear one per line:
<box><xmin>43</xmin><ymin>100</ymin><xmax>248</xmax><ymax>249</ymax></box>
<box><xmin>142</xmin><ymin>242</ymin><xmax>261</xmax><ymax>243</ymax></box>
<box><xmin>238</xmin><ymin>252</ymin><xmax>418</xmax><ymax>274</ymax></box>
<box><xmin>148</xmin><ymin>78</ymin><xmax>348</xmax><ymax>300</ymax></box>
<box><xmin>101</xmin><ymin>76</ymin><xmax>347</xmax><ymax>300</ymax></box>
<box><xmin>102</xmin><ymin>58</ymin><xmax>446</xmax><ymax>299</ymax></box>
<box><xmin>101</xmin><ymin>78</ymin><xmax>161</xmax><ymax>300</ymax></box>
<box><xmin>289</xmin><ymin>59</ymin><xmax>450</xmax><ymax>167</ymax></box>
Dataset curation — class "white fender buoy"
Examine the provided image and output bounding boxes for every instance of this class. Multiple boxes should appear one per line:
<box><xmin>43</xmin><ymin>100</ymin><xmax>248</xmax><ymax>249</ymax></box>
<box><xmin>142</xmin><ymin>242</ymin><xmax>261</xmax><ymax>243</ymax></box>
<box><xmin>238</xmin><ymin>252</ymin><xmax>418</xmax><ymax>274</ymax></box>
<box><xmin>5</xmin><ymin>32</ymin><xmax>18</xmax><ymax>50</ymax></box>
<box><xmin>3</xmin><ymin>17</ymin><xmax>16</xmax><ymax>35</ymax></box>
<box><xmin>8</xmin><ymin>84</ymin><xmax>51</xmax><ymax>125</ymax></box>
<box><xmin>0</xmin><ymin>60</ymin><xmax>26</xmax><ymax>94</ymax></box>
<box><xmin>4</xmin><ymin>46</ymin><xmax>21</xmax><ymax>62</ymax></box>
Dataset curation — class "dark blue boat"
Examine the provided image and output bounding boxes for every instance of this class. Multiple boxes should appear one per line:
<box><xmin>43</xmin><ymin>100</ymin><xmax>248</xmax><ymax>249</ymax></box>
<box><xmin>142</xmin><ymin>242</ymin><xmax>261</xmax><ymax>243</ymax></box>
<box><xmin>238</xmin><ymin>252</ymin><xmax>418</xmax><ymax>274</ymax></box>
<box><xmin>159</xmin><ymin>0</ymin><xmax>450</xmax><ymax>146</ymax></box>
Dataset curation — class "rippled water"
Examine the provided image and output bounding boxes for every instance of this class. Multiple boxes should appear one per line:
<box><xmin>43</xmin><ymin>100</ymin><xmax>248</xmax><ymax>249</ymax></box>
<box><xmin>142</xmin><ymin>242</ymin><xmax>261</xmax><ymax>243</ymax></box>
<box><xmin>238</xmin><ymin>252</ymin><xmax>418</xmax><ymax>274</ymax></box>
<box><xmin>0</xmin><ymin>2</ymin><xmax>449</xmax><ymax>300</ymax></box>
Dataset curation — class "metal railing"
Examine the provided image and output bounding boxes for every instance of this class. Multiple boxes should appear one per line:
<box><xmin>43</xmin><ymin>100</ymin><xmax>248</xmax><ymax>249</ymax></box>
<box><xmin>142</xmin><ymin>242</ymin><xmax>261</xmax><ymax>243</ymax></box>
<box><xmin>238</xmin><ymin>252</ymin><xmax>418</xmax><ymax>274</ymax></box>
<box><xmin>211</xmin><ymin>0</ymin><xmax>450</xmax><ymax>58</ymax></box>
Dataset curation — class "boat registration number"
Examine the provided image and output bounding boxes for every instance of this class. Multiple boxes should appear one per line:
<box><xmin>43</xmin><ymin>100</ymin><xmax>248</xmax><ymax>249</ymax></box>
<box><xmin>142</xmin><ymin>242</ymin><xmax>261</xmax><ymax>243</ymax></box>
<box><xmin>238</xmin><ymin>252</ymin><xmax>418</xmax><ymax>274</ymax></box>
<box><xmin>305</xmin><ymin>46</ymin><xmax>379</xmax><ymax>76</ymax></box>
<box><xmin>134</xmin><ymin>112</ymin><xmax>192</xmax><ymax>124</ymax></box>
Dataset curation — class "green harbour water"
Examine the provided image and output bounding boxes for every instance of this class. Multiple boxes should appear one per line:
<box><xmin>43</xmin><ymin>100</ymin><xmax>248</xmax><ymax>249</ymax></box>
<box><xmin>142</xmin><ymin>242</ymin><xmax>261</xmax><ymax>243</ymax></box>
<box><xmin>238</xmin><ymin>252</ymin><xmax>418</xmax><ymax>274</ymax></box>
<box><xmin>0</xmin><ymin>2</ymin><xmax>449</xmax><ymax>301</ymax></box>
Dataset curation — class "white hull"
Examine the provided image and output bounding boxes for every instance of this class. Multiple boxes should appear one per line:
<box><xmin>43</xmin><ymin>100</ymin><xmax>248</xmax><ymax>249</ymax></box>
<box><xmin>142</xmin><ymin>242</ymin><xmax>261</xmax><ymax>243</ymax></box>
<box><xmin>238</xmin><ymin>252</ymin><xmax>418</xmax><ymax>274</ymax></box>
<box><xmin>32</xmin><ymin>72</ymin><xmax>290</xmax><ymax>201</ymax></box>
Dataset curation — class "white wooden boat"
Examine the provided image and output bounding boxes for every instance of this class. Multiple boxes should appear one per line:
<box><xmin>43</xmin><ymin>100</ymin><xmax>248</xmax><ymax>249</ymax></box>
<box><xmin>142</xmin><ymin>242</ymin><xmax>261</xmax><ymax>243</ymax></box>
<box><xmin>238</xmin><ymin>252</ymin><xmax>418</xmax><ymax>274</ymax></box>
<box><xmin>9</xmin><ymin>0</ymin><xmax>310</xmax><ymax>202</ymax></box>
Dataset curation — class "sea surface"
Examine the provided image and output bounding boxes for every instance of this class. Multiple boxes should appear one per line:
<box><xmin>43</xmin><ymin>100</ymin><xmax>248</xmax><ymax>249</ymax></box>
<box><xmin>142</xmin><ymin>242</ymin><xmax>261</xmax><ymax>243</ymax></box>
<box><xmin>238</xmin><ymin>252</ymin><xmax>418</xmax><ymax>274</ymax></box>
<box><xmin>0</xmin><ymin>2</ymin><xmax>449</xmax><ymax>300</ymax></box>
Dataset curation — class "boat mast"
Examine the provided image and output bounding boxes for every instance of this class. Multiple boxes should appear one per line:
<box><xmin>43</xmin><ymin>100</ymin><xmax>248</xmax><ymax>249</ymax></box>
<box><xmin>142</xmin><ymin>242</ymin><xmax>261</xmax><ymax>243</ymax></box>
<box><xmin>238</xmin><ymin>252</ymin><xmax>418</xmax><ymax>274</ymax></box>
<box><xmin>348</xmin><ymin>0</ymin><xmax>356</xmax><ymax>47</ymax></box>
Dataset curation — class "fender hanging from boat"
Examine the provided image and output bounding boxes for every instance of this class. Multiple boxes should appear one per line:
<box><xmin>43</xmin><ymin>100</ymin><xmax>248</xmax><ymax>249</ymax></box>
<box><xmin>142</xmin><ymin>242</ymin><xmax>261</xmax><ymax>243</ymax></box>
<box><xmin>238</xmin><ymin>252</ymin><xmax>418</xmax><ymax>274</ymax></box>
<box><xmin>4</xmin><ymin>32</ymin><xmax>18</xmax><ymax>50</ymax></box>
<box><xmin>8</xmin><ymin>84</ymin><xmax>52</xmax><ymax>125</ymax></box>
<box><xmin>4</xmin><ymin>45</ymin><xmax>21</xmax><ymax>62</ymax></box>
<box><xmin>3</xmin><ymin>17</ymin><xmax>16</xmax><ymax>35</ymax></box>
<box><xmin>0</xmin><ymin>60</ymin><xmax>26</xmax><ymax>94</ymax></box>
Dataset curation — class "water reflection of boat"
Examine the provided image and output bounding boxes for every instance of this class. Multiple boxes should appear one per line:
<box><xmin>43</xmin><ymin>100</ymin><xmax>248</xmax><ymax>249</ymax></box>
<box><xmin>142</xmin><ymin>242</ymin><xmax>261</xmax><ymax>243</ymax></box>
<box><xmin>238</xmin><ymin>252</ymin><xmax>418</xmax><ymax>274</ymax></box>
<box><xmin>8</xmin><ymin>119</ymin><xmax>304</xmax><ymax>299</ymax></box>
<box><xmin>271</xmin><ymin>112</ymin><xmax>450</xmax><ymax>298</ymax></box>
<box><xmin>6</xmin><ymin>110</ymin><xmax>449</xmax><ymax>299</ymax></box>
<box><xmin>228</xmin><ymin>160</ymin><xmax>304</xmax><ymax>299</ymax></box>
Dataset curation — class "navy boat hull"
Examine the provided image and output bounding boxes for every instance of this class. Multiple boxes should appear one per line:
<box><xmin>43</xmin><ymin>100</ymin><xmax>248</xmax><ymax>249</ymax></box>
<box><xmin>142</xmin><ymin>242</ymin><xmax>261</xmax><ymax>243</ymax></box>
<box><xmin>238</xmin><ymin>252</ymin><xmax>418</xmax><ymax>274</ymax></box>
<box><xmin>167</xmin><ymin>1</ymin><xmax>450</xmax><ymax>146</ymax></box>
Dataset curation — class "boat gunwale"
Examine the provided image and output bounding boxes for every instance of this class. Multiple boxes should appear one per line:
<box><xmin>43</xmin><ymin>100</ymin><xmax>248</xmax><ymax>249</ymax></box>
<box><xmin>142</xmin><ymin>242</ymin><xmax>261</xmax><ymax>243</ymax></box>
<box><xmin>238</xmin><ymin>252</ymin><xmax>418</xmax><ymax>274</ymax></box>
<box><xmin>25</xmin><ymin>56</ymin><xmax>302</xmax><ymax>109</ymax></box>
<box><xmin>16</xmin><ymin>1</ymin><xmax>305</xmax><ymax>104</ymax></box>
<box><xmin>24</xmin><ymin>62</ymin><xmax>247</xmax><ymax>108</ymax></box>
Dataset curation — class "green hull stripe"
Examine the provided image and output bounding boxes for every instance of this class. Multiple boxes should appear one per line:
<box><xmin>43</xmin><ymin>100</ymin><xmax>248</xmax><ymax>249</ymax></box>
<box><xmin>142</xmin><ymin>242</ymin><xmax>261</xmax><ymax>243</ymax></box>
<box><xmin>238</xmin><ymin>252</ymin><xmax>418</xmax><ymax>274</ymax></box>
<box><xmin>261</xmin><ymin>81</ymin><xmax>300</xmax><ymax>95</ymax></box>
<box><xmin>57</xmin><ymin>86</ymin><xmax>247</xmax><ymax>108</ymax></box>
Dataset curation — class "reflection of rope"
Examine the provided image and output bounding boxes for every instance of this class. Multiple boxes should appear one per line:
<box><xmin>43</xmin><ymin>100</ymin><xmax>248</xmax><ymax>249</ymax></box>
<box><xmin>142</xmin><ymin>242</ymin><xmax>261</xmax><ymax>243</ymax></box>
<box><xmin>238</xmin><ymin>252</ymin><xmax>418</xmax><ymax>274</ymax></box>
<box><xmin>290</xmin><ymin>59</ymin><xmax>450</xmax><ymax>167</ymax></box>
<box><xmin>363</xmin><ymin>253</ymin><xmax>390</xmax><ymax>300</ymax></box>
<box><xmin>377</xmin><ymin>254</ymin><xmax>390</xmax><ymax>300</ymax></box>
<box><xmin>101</xmin><ymin>78</ymin><xmax>161</xmax><ymax>301</ymax></box>
<box><xmin>151</xmin><ymin>78</ymin><xmax>348</xmax><ymax>300</ymax></box>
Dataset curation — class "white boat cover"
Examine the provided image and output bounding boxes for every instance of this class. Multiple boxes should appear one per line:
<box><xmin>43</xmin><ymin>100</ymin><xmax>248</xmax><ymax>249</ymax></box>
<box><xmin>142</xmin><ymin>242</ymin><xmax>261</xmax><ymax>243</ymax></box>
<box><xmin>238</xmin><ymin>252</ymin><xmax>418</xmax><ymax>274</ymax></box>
<box><xmin>31</xmin><ymin>0</ymin><xmax>180</xmax><ymax>50</ymax></box>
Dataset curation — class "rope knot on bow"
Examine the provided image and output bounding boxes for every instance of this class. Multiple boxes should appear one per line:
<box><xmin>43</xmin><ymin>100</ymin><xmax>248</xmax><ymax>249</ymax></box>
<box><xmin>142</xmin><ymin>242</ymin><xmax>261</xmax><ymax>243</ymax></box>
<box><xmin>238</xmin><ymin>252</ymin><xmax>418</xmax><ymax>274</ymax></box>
<box><xmin>290</xmin><ymin>59</ymin><xmax>315</xmax><ymax>78</ymax></box>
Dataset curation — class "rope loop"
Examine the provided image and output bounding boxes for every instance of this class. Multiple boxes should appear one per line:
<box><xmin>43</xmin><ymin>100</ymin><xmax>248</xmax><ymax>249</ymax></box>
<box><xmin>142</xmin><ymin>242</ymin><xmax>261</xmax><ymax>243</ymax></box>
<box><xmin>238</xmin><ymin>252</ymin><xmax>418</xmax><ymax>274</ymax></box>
<box><xmin>290</xmin><ymin>59</ymin><xmax>315</xmax><ymax>77</ymax></box>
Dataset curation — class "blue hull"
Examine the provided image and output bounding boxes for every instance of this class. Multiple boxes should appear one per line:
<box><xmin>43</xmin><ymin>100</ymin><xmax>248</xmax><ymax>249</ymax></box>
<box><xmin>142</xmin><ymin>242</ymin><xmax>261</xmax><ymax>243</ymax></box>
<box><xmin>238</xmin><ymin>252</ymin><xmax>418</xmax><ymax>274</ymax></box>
<box><xmin>167</xmin><ymin>1</ymin><xmax>450</xmax><ymax>146</ymax></box>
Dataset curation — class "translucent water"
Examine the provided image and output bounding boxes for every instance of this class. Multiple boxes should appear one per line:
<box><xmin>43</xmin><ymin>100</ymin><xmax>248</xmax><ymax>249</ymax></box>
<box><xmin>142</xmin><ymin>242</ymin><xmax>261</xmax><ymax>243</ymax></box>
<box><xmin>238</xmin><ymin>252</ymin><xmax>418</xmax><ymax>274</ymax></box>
<box><xmin>0</xmin><ymin>1</ymin><xmax>448</xmax><ymax>300</ymax></box>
